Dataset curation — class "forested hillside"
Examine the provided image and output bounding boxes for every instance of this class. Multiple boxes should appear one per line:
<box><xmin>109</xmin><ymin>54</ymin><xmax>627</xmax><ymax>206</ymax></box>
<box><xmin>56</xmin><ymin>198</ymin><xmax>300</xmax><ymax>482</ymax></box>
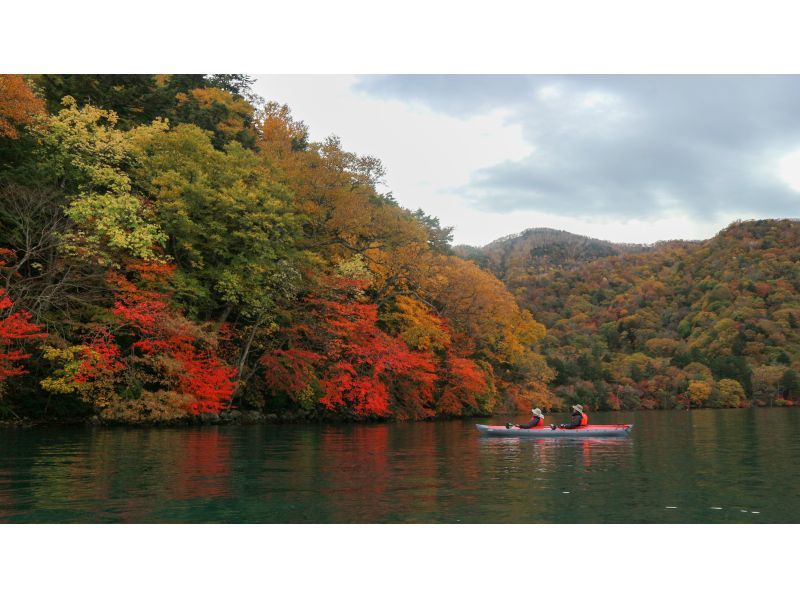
<box><xmin>0</xmin><ymin>74</ymin><xmax>553</xmax><ymax>423</ymax></box>
<box><xmin>467</xmin><ymin>220</ymin><xmax>800</xmax><ymax>410</ymax></box>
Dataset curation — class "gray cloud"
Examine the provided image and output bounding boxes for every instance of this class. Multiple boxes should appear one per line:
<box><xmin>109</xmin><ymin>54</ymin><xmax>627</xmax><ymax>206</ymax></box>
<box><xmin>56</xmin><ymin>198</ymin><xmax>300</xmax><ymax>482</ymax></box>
<box><xmin>354</xmin><ymin>75</ymin><xmax>800</xmax><ymax>220</ymax></box>
<box><xmin>353</xmin><ymin>75</ymin><xmax>536</xmax><ymax>116</ymax></box>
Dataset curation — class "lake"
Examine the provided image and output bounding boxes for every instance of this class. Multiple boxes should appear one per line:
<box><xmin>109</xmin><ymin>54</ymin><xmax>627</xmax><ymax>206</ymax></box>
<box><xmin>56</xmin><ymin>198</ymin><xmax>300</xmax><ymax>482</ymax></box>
<box><xmin>1</xmin><ymin>408</ymin><xmax>798</xmax><ymax>523</ymax></box>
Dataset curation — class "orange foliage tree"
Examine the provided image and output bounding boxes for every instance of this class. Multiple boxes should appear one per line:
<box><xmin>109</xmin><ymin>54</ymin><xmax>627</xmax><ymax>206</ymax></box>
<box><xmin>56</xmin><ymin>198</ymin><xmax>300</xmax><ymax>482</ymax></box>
<box><xmin>0</xmin><ymin>75</ymin><xmax>45</xmax><ymax>138</ymax></box>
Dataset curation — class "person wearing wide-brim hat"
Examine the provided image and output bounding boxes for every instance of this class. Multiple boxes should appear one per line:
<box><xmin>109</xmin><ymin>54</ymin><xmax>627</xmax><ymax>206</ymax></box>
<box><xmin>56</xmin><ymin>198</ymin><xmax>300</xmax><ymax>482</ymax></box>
<box><xmin>505</xmin><ymin>407</ymin><xmax>546</xmax><ymax>429</ymax></box>
<box><xmin>559</xmin><ymin>404</ymin><xmax>588</xmax><ymax>429</ymax></box>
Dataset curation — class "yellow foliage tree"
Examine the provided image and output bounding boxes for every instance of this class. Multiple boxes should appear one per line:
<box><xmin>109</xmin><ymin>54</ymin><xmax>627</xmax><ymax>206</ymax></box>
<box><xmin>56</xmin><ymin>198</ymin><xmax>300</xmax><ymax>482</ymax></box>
<box><xmin>687</xmin><ymin>380</ymin><xmax>712</xmax><ymax>407</ymax></box>
<box><xmin>385</xmin><ymin>296</ymin><xmax>451</xmax><ymax>352</ymax></box>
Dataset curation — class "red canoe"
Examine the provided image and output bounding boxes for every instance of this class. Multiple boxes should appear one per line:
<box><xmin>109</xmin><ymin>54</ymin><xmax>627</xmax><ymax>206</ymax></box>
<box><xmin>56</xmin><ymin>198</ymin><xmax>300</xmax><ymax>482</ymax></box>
<box><xmin>476</xmin><ymin>424</ymin><xmax>634</xmax><ymax>438</ymax></box>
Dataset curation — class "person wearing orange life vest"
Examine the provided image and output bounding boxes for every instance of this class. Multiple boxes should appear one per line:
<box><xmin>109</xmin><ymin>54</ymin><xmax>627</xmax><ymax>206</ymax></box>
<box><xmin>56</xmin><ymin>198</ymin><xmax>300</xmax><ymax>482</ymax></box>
<box><xmin>559</xmin><ymin>404</ymin><xmax>588</xmax><ymax>429</ymax></box>
<box><xmin>505</xmin><ymin>408</ymin><xmax>545</xmax><ymax>429</ymax></box>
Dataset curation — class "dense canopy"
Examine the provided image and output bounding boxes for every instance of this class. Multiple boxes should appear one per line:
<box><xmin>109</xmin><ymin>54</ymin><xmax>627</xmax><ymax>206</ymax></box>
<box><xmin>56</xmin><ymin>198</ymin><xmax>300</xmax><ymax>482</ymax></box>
<box><xmin>0</xmin><ymin>74</ymin><xmax>551</xmax><ymax>423</ymax></box>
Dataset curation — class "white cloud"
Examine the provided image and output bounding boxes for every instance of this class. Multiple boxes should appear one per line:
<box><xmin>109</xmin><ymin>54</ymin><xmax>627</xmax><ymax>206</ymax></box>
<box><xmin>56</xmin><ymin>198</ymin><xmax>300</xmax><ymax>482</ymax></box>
<box><xmin>580</xmin><ymin>91</ymin><xmax>618</xmax><ymax>109</ymax></box>
<box><xmin>778</xmin><ymin>149</ymin><xmax>800</xmax><ymax>192</ymax></box>
<box><xmin>537</xmin><ymin>85</ymin><xmax>562</xmax><ymax>100</ymax></box>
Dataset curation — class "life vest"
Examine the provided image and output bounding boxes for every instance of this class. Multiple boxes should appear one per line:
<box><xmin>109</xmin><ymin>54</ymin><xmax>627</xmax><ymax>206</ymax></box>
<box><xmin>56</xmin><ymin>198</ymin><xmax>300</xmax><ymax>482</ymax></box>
<box><xmin>580</xmin><ymin>412</ymin><xmax>588</xmax><ymax>426</ymax></box>
<box><xmin>533</xmin><ymin>416</ymin><xmax>544</xmax><ymax>428</ymax></box>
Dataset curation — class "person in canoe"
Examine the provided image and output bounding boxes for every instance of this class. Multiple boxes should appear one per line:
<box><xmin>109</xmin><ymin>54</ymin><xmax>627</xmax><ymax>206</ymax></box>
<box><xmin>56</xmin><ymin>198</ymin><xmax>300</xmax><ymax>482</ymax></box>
<box><xmin>506</xmin><ymin>408</ymin><xmax>545</xmax><ymax>429</ymax></box>
<box><xmin>559</xmin><ymin>404</ymin><xmax>588</xmax><ymax>429</ymax></box>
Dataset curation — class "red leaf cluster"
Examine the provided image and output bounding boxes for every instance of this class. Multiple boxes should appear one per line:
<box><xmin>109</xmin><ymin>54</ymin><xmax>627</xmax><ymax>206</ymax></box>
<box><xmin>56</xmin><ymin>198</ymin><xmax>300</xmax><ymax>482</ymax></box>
<box><xmin>73</xmin><ymin>329</ymin><xmax>124</xmax><ymax>384</ymax></box>
<box><xmin>172</xmin><ymin>339</ymin><xmax>237</xmax><ymax>414</ymax></box>
<box><xmin>262</xmin><ymin>349</ymin><xmax>323</xmax><ymax>398</ymax></box>
<box><xmin>261</xmin><ymin>278</ymin><xmax>491</xmax><ymax>419</ymax></box>
<box><xmin>0</xmin><ymin>289</ymin><xmax>47</xmax><ymax>381</ymax></box>
<box><xmin>101</xmin><ymin>263</ymin><xmax>237</xmax><ymax>413</ymax></box>
<box><xmin>438</xmin><ymin>357</ymin><xmax>489</xmax><ymax>416</ymax></box>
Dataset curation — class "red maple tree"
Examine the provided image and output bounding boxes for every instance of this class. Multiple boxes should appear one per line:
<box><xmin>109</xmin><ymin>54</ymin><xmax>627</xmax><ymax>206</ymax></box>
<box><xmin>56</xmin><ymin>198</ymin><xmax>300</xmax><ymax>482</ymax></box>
<box><xmin>106</xmin><ymin>262</ymin><xmax>237</xmax><ymax>414</ymax></box>
<box><xmin>262</xmin><ymin>278</ymin><xmax>439</xmax><ymax>418</ymax></box>
<box><xmin>0</xmin><ymin>288</ymin><xmax>47</xmax><ymax>382</ymax></box>
<box><xmin>438</xmin><ymin>356</ymin><xmax>490</xmax><ymax>416</ymax></box>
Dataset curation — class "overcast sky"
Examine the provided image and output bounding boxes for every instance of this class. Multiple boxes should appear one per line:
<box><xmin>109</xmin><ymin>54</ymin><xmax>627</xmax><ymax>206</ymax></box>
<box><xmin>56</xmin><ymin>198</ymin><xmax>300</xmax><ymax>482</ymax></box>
<box><xmin>253</xmin><ymin>75</ymin><xmax>800</xmax><ymax>247</ymax></box>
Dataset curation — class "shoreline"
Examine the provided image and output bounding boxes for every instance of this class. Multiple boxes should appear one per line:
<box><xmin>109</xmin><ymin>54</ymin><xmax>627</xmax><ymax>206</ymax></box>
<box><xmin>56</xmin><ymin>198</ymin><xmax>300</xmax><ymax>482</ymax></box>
<box><xmin>1</xmin><ymin>403</ymin><xmax>796</xmax><ymax>429</ymax></box>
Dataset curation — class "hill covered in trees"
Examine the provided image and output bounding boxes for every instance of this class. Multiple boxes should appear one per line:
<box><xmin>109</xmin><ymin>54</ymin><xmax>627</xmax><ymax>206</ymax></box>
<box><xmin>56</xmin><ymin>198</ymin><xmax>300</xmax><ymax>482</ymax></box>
<box><xmin>0</xmin><ymin>74</ymin><xmax>553</xmax><ymax>424</ymax></box>
<box><xmin>453</xmin><ymin>227</ymin><xmax>691</xmax><ymax>280</ymax></box>
<box><xmin>466</xmin><ymin>219</ymin><xmax>800</xmax><ymax>410</ymax></box>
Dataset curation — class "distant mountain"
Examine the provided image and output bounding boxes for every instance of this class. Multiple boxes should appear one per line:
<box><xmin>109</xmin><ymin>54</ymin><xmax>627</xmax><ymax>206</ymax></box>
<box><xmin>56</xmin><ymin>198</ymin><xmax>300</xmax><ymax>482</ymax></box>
<box><xmin>460</xmin><ymin>219</ymin><xmax>800</xmax><ymax>411</ymax></box>
<box><xmin>454</xmin><ymin>228</ymin><xmax>684</xmax><ymax>282</ymax></box>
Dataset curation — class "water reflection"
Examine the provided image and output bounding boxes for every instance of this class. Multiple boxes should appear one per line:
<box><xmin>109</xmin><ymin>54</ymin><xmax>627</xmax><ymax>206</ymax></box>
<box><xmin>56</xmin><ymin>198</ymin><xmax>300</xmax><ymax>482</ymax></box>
<box><xmin>318</xmin><ymin>425</ymin><xmax>391</xmax><ymax>522</ymax></box>
<box><xmin>478</xmin><ymin>437</ymin><xmax>634</xmax><ymax>473</ymax></box>
<box><xmin>0</xmin><ymin>409</ymin><xmax>798</xmax><ymax>523</ymax></box>
<box><xmin>174</xmin><ymin>430</ymin><xmax>232</xmax><ymax>500</ymax></box>
<box><xmin>1</xmin><ymin>428</ymin><xmax>237</xmax><ymax>522</ymax></box>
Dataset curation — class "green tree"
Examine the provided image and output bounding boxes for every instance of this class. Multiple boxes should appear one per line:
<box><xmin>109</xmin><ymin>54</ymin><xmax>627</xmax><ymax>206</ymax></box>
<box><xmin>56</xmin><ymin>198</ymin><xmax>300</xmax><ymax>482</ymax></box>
<box><xmin>709</xmin><ymin>355</ymin><xmax>752</xmax><ymax>398</ymax></box>
<box><xmin>752</xmin><ymin>365</ymin><xmax>783</xmax><ymax>407</ymax></box>
<box><xmin>715</xmin><ymin>378</ymin><xmax>746</xmax><ymax>408</ymax></box>
<box><xmin>129</xmin><ymin>122</ymin><xmax>302</xmax><ymax>384</ymax></box>
<box><xmin>130</xmin><ymin>123</ymin><xmax>300</xmax><ymax>319</ymax></box>
<box><xmin>173</xmin><ymin>87</ymin><xmax>257</xmax><ymax>149</ymax></box>
<box><xmin>36</xmin><ymin>75</ymin><xmax>207</xmax><ymax>129</ymax></box>
<box><xmin>780</xmin><ymin>369</ymin><xmax>800</xmax><ymax>401</ymax></box>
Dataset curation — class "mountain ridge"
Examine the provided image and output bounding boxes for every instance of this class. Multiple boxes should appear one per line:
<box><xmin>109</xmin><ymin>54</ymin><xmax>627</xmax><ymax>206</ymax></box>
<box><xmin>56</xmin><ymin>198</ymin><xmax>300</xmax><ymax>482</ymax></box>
<box><xmin>453</xmin><ymin>226</ymin><xmax>701</xmax><ymax>281</ymax></box>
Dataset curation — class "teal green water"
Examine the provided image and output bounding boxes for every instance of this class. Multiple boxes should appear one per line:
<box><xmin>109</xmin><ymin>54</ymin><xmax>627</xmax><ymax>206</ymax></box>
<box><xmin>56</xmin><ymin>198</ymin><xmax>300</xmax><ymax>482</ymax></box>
<box><xmin>1</xmin><ymin>409</ymin><xmax>798</xmax><ymax>523</ymax></box>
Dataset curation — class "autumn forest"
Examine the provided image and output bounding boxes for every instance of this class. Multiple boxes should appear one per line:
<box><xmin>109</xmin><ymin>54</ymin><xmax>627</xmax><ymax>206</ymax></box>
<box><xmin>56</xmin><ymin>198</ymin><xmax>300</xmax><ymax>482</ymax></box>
<box><xmin>1</xmin><ymin>74</ymin><xmax>798</xmax><ymax>424</ymax></box>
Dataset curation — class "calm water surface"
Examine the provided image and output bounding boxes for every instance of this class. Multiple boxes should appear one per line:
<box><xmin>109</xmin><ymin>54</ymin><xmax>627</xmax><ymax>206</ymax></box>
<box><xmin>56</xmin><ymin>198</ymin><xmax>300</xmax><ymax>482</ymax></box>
<box><xmin>1</xmin><ymin>409</ymin><xmax>798</xmax><ymax>523</ymax></box>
